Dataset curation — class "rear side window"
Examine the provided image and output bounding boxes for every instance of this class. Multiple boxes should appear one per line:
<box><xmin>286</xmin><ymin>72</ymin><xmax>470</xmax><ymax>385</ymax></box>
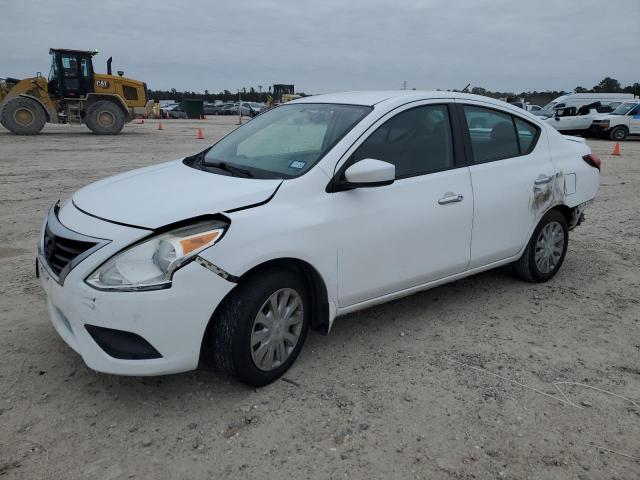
<box><xmin>463</xmin><ymin>105</ymin><xmax>540</xmax><ymax>163</ymax></box>
<box><xmin>514</xmin><ymin>118</ymin><xmax>537</xmax><ymax>154</ymax></box>
<box><xmin>352</xmin><ymin>104</ymin><xmax>454</xmax><ymax>178</ymax></box>
<box><xmin>463</xmin><ymin>106</ymin><xmax>519</xmax><ymax>162</ymax></box>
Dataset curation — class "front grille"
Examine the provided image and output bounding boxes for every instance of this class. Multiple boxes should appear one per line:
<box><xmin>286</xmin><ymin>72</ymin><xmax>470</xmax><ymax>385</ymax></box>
<box><xmin>43</xmin><ymin>224</ymin><xmax>97</xmax><ymax>277</ymax></box>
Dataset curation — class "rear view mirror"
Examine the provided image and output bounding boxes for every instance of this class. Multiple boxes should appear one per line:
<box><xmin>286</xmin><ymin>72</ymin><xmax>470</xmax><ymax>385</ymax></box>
<box><xmin>344</xmin><ymin>159</ymin><xmax>395</xmax><ymax>187</ymax></box>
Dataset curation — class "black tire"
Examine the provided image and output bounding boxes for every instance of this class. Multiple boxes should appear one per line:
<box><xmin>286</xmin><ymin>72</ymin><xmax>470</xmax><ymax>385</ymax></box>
<box><xmin>211</xmin><ymin>268</ymin><xmax>310</xmax><ymax>387</ymax></box>
<box><xmin>609</xmin><ymin>126</ymin><xmax>628</xmax><ymax>141</ymax></box>
<box><xmin>1</xmin><ymin>97</ymin><xmax>46</xmax><ymax>135</ymax></box>
<box><xmin>85</xmin><ymin>100</ymin><xmax>125</xmax><ymax>135</ymax></box>
<box><xmin>512</xmin><ymin>209</ymin><xmax>569</xmax><ymax>283</ymax></box>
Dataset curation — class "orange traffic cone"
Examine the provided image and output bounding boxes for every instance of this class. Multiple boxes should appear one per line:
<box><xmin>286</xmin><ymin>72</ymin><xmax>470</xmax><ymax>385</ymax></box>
<box><xmin>158</xmin><ymin>121</ymin><xmax>163</xmax><ymax>130</ymax></box>
<box><xmin>612</xmin><ymin>142</ymin><xmax>620</xmax><ymax>156</ymax></box>
<box><xmin>197</xmin><ymin>128</ymin><xmax>204</xmax><ymax>139</ymax></box>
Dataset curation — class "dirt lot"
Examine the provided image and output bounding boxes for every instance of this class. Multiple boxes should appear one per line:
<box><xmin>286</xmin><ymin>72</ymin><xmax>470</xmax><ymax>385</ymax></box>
<box><xmin>1</xmin><ymin>118</ymin><xmax>639</xmax><ymax>479</ymax></box>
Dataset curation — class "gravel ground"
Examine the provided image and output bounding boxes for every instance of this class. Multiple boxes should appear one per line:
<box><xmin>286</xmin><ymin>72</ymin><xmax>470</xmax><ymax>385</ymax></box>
<box><xmin>1</xmin><ymin>118</ymin><xmax>639</xmax><ymax>480</ymax></box>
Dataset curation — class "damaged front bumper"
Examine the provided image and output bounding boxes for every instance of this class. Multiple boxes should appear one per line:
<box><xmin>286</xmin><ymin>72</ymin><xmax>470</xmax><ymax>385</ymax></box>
<box><xmin>37</xmin><ymin>202</ymin><xmax>235</xmax><ymax>376</ymax></box>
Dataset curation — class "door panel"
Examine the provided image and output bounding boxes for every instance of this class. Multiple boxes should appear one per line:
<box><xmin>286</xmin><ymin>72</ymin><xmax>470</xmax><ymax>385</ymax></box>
<box><xmin>630</xmin><ymin>107</ymin><xmax>640</xmax><ymax>134</ymax></box>
<box><xmin>458</xmin><ymin>101</ymin><xmax>557</xmax><ymax>268</ymax></box>
<box><xmin>333</xmin><ymin>102</ymin><xmax>473</xmax><ymax>307</ymax></box>
<box><xmin>334</xmin><ymin>169</ymin><xmax>473</xmax><ymax>306</ymax></box>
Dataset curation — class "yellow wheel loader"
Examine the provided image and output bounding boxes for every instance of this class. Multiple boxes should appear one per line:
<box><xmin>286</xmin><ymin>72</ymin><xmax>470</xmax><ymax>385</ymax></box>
<box><xmin>0</xmin><ymin>48</ymin><xmax>148</xmax><ymax>135</ymax></box>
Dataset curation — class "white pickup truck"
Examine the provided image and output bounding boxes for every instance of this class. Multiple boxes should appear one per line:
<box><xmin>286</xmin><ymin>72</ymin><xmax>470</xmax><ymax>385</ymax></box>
<box><xmin>544</xmin><ymin>101</ymin><xmax>621</xmax><ymax>135</ymax></box>
<box><xmin>587</xmin><ymin>101</ymin><xmax>640</xmax><ymax>141</ymax></box>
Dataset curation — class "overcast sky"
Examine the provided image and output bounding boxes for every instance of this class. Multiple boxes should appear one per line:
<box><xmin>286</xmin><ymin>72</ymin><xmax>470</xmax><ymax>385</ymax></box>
<box><xmin>1</xmin><ymin>0</ymin><xmax>638</xmax><ymax>94</ymax></box>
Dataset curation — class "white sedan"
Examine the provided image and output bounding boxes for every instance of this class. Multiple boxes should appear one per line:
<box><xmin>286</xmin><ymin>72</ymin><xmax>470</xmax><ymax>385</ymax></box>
<box><xmin>37</xmin><ymin>91</ymin><xmax>600</xmax><ymax>386</ymax></box>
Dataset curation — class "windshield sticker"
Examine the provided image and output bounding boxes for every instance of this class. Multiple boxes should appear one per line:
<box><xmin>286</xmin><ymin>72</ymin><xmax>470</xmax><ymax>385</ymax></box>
<box><xmin>289</xmin><ymin>160</ymin><xmax>306</xmax><ymax>169</ymax></box>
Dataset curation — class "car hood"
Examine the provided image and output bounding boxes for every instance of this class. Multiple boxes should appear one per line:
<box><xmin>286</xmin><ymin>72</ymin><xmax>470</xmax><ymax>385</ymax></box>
<box><xmin>73</xmin><ymin>160</ymin><xmax>282</xmax><ymax>229</ymax></box>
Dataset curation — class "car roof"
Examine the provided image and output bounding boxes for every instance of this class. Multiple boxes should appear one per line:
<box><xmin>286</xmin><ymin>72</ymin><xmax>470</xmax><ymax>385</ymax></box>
<box><xmin>290</xmin><ymin>90</ymin><xmax>511</xmax><ymax>108</ymax></box>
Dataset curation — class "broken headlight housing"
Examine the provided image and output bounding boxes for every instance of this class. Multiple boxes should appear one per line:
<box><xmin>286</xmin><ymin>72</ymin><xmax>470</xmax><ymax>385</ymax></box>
<box><xmin>86</xmin><ymin>220</ymin><xmax>227</xmax><ymax>291</ymax></box>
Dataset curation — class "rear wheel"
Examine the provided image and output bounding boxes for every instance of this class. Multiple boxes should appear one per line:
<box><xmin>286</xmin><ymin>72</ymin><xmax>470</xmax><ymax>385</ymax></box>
<box><xmin>512</xmin><ymin>209</ymin><xmax>569</xmax><ymax>282</ymax></box>
<box><xmin>211</xmin><ymin>268</ymin><xmax>310</xmax><ymax>387</ymax></box>
<box><xmin>1</xmin><ymin>97</ymin><xmax>46</xmax><ymax>135</ymax></box>
<box><xmin>86</xmin><ymin>100</ymin><xmax>125</xmax><ymax>135</ymax></box>
<box><xmin>609</xmin><ymin>126</ymin><xmax>628</xmax><ymax>141</ymax></box>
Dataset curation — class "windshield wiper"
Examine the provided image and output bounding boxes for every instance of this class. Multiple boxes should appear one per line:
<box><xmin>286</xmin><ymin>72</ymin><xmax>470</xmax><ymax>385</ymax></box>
<box><xmin>205</xmin><ymin>161</ymin><xmax>254</xmax><ymax>178</ymax></box>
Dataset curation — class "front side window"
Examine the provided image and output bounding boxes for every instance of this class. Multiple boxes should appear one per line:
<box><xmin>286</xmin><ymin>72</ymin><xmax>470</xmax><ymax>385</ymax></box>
<box><xmin>351</xmin><ymin>104</ymin><xmax>454</xmax><ymax>178</ymax></box>
<box><xmin>60</xmin><ymin>55</ymin><xmax>77</xmax><ymax>77</ymax></box>
<box><xmin>202</xmin><ymin>103</ymin><xmax>371</xmax><ymax>178</ymax></box>
<box><xmin>48</xmin><ymin>53</ymin><xmax>58</xmax><ymax>80</ymax></box>
<box><xmin>463</xmin><ymin>106</ymin><xmax>519</xmax><ymax>162</ymax></box>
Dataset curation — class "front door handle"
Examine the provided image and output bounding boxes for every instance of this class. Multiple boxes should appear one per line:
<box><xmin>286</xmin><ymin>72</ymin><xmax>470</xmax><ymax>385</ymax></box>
<box><xmin>534</xmin><ymin>175</ymin><xmax>553</xmax><ymax>185</ymax></box>
<box><xmin>438</xmin><ymin>193</ymin><xmax>464</xmax><ymax>205</ymax></box>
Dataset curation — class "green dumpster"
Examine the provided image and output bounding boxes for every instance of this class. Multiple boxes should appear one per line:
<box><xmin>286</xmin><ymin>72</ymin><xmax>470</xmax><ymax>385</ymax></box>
<box><xmin>182</xmin><ymin>99</ymin><xmax>204</xmax><ymax>119</ymax></box>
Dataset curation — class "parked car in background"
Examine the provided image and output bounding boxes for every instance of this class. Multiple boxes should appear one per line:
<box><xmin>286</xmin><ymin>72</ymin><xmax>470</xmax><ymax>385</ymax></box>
<box><xmin>227</xmin><ymin>102</ymin><xmax>264</xmax><ymax>117</ymax></box>
<box><xmin>221</xmin><ymin>103</ymin><xmax>237</xmax><ymax>115</ymax></box>
<box><xmin>534</xmin><ymin>93</ymin><xmax>635</xmax><ymax>118</ymax></box>
<box><xmin>545</xmin><ymin>101</ymin><xmax>620</xmax><ymax>135</ymax></box>
<box><xmin>37</xmin><ymin>91</ymin><xmax>600</xmax><ymax>387</ymax></box>
<box><xmin>588</xmin><ymin>100</ymin><xmax>640</xmax><ymax>141</ymax></box>
<box><xmin>205</xmin><ymin>103</ymin><xmax>234</xmax><ymax>115</ymax></box>
<box><xmin>162</xmin><ymin>104</ymin><xmax>187</xmax><ymax>119</ymax></box>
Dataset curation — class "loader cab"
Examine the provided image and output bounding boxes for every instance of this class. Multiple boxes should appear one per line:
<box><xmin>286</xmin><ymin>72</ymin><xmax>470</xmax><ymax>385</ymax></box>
<box><xmin>48</xmin><ymin>48</ymin><xmax>95</xmax><ymax>99</ymax></box>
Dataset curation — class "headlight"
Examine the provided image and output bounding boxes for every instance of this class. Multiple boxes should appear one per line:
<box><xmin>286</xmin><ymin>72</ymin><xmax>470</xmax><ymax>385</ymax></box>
<box><xmin>86</xmin><ymin>220</ymin><xmax>227</xmax><ymax>291</ymax></box>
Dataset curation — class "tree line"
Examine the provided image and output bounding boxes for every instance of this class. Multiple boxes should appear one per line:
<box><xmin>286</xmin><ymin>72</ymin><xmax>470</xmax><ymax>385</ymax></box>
<box><xmin>467</xmin><ymin>77</ymin><xmax>639</xmax><ymax>108</ymax></box>
<box><xmin>147</xmin><ymin>86</ymin><xmax>297</xmax><ymax>103</ymax></box>
<box><xmin>148</xmin><ymin>77</ymin><xmax>639</xmax><ymax>106</ymax></box>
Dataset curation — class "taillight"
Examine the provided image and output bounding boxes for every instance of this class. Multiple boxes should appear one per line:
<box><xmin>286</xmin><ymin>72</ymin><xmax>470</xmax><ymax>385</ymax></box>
<box><xmin>583</xmin><ymin>153</ymin><xmax>601</xmax><ymax>171</ymax></box>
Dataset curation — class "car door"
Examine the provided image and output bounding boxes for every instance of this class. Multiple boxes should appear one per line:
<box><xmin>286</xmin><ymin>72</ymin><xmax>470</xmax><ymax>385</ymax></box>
<box><xmin>629</xmin><ymin>104</ymin><xmax>640</xmax><ymax>134</ymax></box>
<box><xmin>457</xmin><ymin>101</ymin><xmax>556</xmax><ymax>269</ymax></box>
<box><xmin>332</xmin><ymin>102</ymin><xmax>474</xmax><ymax>307</ymax></box>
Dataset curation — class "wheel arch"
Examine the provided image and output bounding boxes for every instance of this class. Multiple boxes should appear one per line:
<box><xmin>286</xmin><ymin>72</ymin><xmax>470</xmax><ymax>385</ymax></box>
<box><xmin>198</xmin><ymin>257</ymin><xmax>331</xmax><ymax>367</ymax></box>
<box><xmin>86</xmin><ymin>93</ymin><xmax>131</xmax><ymax>119</ymax></box>
<box><xmin>17</xmin><ymin>94</ymin><xmax>53</xmax><ymax>122</ymax></box>
<box><xmin>550</xmin><ymin>203</ymin><xmax>572</xmax><ymax>226</ymax></box>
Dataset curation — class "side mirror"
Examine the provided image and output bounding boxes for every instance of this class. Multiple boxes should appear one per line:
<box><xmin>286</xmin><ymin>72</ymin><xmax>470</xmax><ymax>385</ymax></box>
<box><xmin>343</xmin><ymin>159</ymin><xmax>395</xmax><ymax>187</ymax></box>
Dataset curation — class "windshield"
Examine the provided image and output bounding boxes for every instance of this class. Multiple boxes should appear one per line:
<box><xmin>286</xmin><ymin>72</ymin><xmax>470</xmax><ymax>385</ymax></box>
<box><xmin>541</xmin><ymin>101</ymin><xmax>558</xmax><ymax>112</ymax></box>
<box><xmin>202</xmin><ymin>103</ymin><xmax>371</xmax><ymax>178</ymax></box>
<box><xmin>611</xmin><ymin>102</ymin><xmax>640</xmax><ymax>115</ymax></box>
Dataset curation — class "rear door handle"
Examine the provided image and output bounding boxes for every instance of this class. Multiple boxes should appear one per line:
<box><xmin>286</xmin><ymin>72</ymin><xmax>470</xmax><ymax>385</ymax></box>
<box><xmin>534</xmin><ymin>175</ymin><xmax>553</xmax><ymax>185</ymax></box>
<box><xmin>438</xmin><ymin>193</ymin><xmax>464</xmax><ymax>205</ymax></box>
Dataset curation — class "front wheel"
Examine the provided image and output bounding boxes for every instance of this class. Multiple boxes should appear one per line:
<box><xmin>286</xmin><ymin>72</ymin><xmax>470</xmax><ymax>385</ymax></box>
<box><xmin>512</xmin><ymin>209</ymin><xmax>569</xmax><ymax>282</ymax></box>
<box><xmin>211</xmin><ymin>269</ymin><xmax>310</xmax><ymax>387</ymax></box>
<box><xmin>85</xmin><ymin>100</ymin><xmax>125</xmax><ymax>135</ymax></box>
<box><xmin>1</xmin><ymin>97</ymin><xmax>46</xmax><ymax>135</ymax></box>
